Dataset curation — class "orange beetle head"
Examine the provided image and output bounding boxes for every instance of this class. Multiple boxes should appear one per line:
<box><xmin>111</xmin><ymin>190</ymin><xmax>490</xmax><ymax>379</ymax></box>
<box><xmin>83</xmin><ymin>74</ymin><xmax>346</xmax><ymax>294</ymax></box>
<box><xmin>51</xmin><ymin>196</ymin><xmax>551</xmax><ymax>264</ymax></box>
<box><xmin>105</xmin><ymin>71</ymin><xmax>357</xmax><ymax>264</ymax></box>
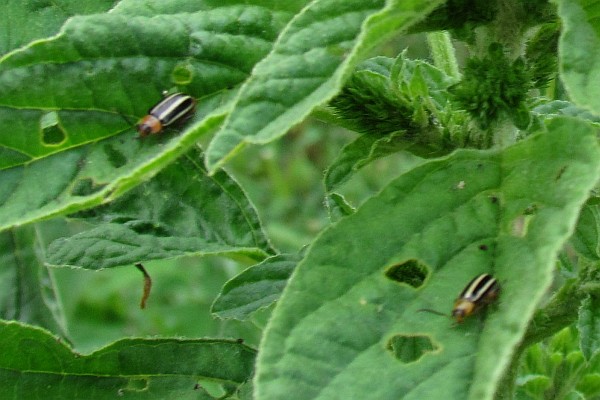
<box><xmin>136</xmin><ymin>115</ymin><xmax>162</xmax><ymax>137</ymax></box>
<box><xmin>452</xmin><ymin>300</ymin><xmax>476</xmax><ymax>323</ymax></box>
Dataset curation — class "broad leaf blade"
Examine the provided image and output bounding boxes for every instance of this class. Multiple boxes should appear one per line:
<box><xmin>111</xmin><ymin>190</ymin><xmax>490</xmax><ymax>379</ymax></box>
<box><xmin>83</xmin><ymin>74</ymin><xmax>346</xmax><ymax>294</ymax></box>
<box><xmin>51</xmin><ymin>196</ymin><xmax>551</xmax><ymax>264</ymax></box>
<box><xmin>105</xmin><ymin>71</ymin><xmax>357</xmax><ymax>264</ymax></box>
<box><xmin>0</xmin><ymin>320</ymin><xmax>256</xmax><ymax>399</ymax></box>
<box><xmin>324</xmin><ymin>131</ymin><xmax>419</xmax><ymax>194</ymax></box>
<box><xmin>0</xmin><ymin>8</ymin><xmax>274</xmax><ymax>164</ymax></box>
<box><xmin>205</xmin><ymin>0</ymin><xmax>445</xmax><ymax>171</ymax></box>
<box><xmin>0</xmin><ymin>1</ymin><xmax>116</xmax><ymax>55</ymax></box>
<box><xmin>0</xmin><ymin>226</ymin><xmax>68</xmax><ymax>338</ymax></box>
<box><xmin>0</xmin><ymin>112</ymin><xmax>227</xmax><ymax>232</ymax></box>
<box><xmin>46</xmin><ymin>147</ymin><xmax>273</xmax><ymax>269</ymax></box>
<box><xmin>556</xmin><ymin>0</ymin><xmax>600</xmax><ymax>115</ymax></box>
<box><xmin>0</xmin><ymin>2</ymin><xmax>305</xmax><ymax>230</ymax></box>
<box><xmin>532</xmin><ymin>100</ymin><xmax>600</xmax><ymax>124</ymax></box>
<box><xmin>255</xmin><ymin>117</ymin><xmax>600</xmax><ymax>400</ymax></box>
<box><xmin>212</xmin><ymin>253</ymin><xmax>300</xmax><ymax>320</ymax></box>
<box><xmin>578</xmin><ymin>295</ymin><xmax>600</xmax><ymax>360</ymax></box>
<box><xmin>571</xmin><ymin>203</ymin><xmax>600</xmax><ymax>260</ymax></box>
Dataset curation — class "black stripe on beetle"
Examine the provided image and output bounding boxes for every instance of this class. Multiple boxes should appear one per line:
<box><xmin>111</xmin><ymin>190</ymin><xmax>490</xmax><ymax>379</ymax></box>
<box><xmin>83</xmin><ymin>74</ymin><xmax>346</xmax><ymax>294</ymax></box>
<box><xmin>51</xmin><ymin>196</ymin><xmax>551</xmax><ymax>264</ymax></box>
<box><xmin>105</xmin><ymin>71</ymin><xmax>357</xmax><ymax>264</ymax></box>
<box><xmin>137</xmin><ymin>93</ymin><xmax>196</xmax><ymax>137</ymax></box>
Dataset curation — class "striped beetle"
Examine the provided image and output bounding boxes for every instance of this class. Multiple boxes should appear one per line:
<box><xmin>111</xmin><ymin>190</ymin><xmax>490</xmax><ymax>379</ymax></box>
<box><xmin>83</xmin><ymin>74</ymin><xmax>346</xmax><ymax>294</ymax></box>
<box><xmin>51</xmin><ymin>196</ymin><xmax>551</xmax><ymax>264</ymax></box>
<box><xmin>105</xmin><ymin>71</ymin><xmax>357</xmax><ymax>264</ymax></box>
<box><xmin>451</xmin><ymin>273</ymin><xmax>499</xmax><ymax>323</ymax></box>
<box><xmin>419</xmin><ymin>273</ymin><xmax>500</xmax><ymax>323</ymax></box>
<box><xmin>136</xmin><ymin>92</ymin><xmax>196</xmax><ymax>137</ymax></box>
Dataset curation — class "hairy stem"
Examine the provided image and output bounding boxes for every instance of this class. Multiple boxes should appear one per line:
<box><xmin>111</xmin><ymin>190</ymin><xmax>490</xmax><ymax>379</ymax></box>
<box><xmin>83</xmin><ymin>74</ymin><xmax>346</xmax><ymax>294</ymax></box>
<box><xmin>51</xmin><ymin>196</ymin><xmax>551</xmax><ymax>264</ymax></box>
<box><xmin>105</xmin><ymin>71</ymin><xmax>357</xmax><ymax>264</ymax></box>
<box><xmin>427</xmin><ymin>31</ymin><xmax>460</xmax><ymax>80</ymax></box>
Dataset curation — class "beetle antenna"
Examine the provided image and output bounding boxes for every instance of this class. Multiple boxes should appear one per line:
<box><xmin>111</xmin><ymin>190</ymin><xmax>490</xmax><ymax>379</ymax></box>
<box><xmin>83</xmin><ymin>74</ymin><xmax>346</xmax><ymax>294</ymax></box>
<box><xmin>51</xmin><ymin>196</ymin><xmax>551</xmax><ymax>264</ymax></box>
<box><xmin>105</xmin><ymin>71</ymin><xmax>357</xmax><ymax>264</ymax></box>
<box><xmin>117</xmin><ymin>111</ymin><xmax>136</xmax><ymax>127</ymax></box>
<box><xmin>417</xmin><ymin>308</ymin><xmax>448</xmax><ymax>318</ymax></box>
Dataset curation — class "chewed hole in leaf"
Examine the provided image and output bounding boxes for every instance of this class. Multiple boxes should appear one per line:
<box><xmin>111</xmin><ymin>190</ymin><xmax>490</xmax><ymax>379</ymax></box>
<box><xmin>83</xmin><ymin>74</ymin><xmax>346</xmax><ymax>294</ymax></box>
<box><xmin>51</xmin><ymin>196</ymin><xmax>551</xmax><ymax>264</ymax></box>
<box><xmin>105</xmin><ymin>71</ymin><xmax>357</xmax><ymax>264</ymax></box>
<box><xmin>70</xmin><ymin>178</ymin><xmax>107</xmax><ymax>197</ymax></box>
<box><xmin>386</xmin><ymin>334</ymin><xmax>439</xmax><ymax>363</ymax></box>
<box><xmin>510</xmin><ymin>204</ymin><xmax>540</xmax><ymax>237</ymax></box>
<box><xmin>125</xmin><ymin>378</ymin><xmax>149</xmax><ymax>392</ymax></box>
<box><xmin>42</xmin><ymin>124</ymin><xmax>66</xmax><ymax>145</ymax></box>
<box><xmin>40</xmin><ymin>111</ymin><xmax>66</xmax><ymax>145</ymax></box>
<box><xmin>103</xmin><ymin>144</ymin><xmax>127</xmax><ymax>168</ymax></box>
<box><xmin>523</xmin><ymin>203</ymin><xmax>539</xmax><ymax>215</ymax></box>
<box><xmin>196</xmin><ymin>379</ymin><xmax>228</xmax><ymax>398</ymax></box>
<box><xmin>384</xmin><ymin>259</ymin><xmax>428</xmax><ymax>288</ymax></box>
<box><xmin>511</xmin><ymin>215</ymin><xmax>532</xmax><ymax>237</ymax></box>
<box><xmin>173</xmin><ymin>62</ymin><xmax>194</xmax><ymax>85</ymax></box>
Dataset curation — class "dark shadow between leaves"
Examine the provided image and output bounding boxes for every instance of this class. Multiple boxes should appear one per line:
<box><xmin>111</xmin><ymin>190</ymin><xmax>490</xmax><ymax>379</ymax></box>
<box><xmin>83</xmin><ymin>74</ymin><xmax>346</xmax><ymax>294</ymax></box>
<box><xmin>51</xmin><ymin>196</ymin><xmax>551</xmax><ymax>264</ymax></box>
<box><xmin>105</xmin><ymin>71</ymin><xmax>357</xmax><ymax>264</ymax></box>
<box><xmin>126</xmin><ymin>220</ymin><xmax>172</xmax><ymax>237</ymax></box>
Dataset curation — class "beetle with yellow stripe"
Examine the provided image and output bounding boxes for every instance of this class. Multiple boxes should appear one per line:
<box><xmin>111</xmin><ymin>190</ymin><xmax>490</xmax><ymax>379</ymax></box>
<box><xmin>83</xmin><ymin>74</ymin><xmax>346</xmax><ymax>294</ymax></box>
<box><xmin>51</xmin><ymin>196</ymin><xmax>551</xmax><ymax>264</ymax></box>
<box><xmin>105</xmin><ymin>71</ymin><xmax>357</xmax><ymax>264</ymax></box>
<box><xmin>136</xmin><ymin>92</ymin><xmax>197</xmax><ymax>137</ymax></box>
<box><xmin>451</xmin><ymin>273</ymin><xmax>500</xmax><ymax>323</ymax></box>
<box><xmin>419</xmin><ymin>273</ymin><xmax>500</xmax><ymax>323</ymax></box>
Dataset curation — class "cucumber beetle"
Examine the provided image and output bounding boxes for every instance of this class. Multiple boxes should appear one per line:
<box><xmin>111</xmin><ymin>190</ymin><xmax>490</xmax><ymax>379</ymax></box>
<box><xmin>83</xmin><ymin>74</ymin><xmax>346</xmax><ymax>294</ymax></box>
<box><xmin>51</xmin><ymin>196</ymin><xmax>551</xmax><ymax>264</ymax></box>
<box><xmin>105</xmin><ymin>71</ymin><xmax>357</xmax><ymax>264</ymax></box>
<box><xmin>452</xmin><ymin>273</ymin><xmax>499</xmax><ymax>323</ymax></box>
<box><xmin>419</xmin><ymin>273</ymin><xmax>500</xmax><ymax>323</ymax></box>
<box><xmin>136</xmin><ymin>92</ymin><xmax>196</xmax><ymax>137</ymax></box>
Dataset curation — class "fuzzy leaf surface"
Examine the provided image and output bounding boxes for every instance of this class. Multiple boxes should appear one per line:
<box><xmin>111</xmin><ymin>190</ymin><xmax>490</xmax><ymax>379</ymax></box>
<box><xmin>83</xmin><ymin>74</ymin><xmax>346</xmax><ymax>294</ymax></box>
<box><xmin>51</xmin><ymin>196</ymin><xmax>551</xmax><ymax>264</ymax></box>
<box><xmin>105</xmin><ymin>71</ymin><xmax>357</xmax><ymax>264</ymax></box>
<box><xmin>571</xmin><ymin>203</ymin><xmax>600</xmax><ymax>260</ymax></box>
<box><xmin>212</xmin><ymin>253</ymin><xmax>299</xmax><ymax>320</ymax></box>
<box><xmin>0</xmin><ymin>320</ymin><xmax>256</xmax><ymax>400</ymax></box>
<box><xmin>578</xmin><ymin>295</ymin><xmax>600</xmax><ymax>360</ymax></box>
<box><xmin>0</xmin><ymin>1</ymin><xmax>305</xmax><ymax>231</ymax></box>
<box><xmin>46</xmin><ymin>147</ymin><xmax>273</xmax><ymax>269</ymax></box>
<box><xmin>325</xmin><ymin>131</ymin><xmax>417</xmax><ymax>195</ymax></box>
<box><xmin>0</xmin><ymin>0</ymin><xmax>116</xmax><ymax>55</ymax></box>
<box><xmin>0</xmin><ymin>226</ymin><xmax>67</xmax><ymax>338</ymax></box>
<box><xmin>255</xmin><ymin>117</ymin><xmax>600</xmax><ymax>400</ymax></box>
<box><xmin>556</xmin><ymin>0</ymin><xmax>600</xmax><ymax>115</ymax></box>
<box><xmin>205</xmin><ymin>0</ymin><xmax>445</xmax><ymax>171</ymax></box>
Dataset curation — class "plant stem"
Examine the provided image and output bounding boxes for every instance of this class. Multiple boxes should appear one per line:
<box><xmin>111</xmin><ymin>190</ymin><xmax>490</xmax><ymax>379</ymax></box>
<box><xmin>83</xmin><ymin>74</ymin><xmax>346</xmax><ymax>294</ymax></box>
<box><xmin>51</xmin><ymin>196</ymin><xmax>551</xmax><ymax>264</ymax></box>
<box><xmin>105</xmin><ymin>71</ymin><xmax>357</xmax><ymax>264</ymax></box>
<box><xmin>492</xmin><ymin>116</ymin><xmax>518</xmax><ymax>148</ymax></box>
<box><xmin>426</xmin><ymin>31</ymin><xmax>460</xmax><ymax>80</ymax></box>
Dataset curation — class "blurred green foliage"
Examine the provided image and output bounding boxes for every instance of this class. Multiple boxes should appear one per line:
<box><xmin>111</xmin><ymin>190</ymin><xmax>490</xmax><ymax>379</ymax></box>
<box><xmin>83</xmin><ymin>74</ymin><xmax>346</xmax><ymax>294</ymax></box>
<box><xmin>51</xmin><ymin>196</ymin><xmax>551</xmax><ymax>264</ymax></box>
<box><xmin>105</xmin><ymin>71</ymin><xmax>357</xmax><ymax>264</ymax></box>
<box><xmin>52</xmin><ymin>116</ymin><xmax>408</xmax><ymax>353</ymax></box>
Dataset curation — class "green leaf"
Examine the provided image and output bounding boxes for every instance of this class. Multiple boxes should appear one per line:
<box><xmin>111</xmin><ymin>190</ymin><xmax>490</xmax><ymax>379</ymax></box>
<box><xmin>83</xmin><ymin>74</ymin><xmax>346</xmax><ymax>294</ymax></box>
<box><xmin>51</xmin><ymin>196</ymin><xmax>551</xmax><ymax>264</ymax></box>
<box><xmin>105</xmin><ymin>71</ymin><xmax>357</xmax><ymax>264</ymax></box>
<box><xmin>325</xmin><ymin>192</ymin><xmax>357</xmax><ymax>221</ymax></box>
<box><xmin>0</xmin><ymin>2</ymin><xmax>305</xmax><ymax>230</ymax></box>
<box><xmin>205</xmin><ymin>0</ymin><xmax>445</xmax><ymax>171</ymax></box>
<box><xmin>0</xmin><ymin>1</ymin><xmax>116</xmax><ymax>55</ymax></box>
<box><xmin>517</xmin><ymin>327</ymin><xmax>600</xmax><ymax>400</ymax></box>
<box><xmin>0</xmin><ymin>8</ymin><xmax>274</xmax><ymax>165</ymax></box>
<box><xmin>324</xmin><ymin>131</ymin><xmax>422</xmax><ymax>195</ymax></box>
<box><xmin>46</xmin><ymin>147</ymin><xmax>273</xmax><ymax>269</ymax></box>
<box><xmin>577</xmin><ymin>372</ymin><xmax>600</xmax><ymax>398</ymax></box>
<box><xmin>517</xmin><ymin>344</ymin><xmax>551</xmax><ymax>399</ymax></box>
<box><xmin>571</xmin><ymin>203</ymin><xmax>600</xmax><ymax>260</ymax></box>
<box><xmin>255</xmin><ymin>117</ymin><xmax>600</xmax><ymax>400</ymax></box>
<box><xmin>212</xmin><ymin>253</ymin><xmax>300</xmax><ymax>320</ymax></box>
<box><xmin>556</xmin><ymin>0</ymin><xmax>600</xmax><ymax>116</ymax></box>
<box><xmin>532</xmin><ymin>100</ymin><xmax>600</xmax><ymax>124</ymax></box>
<box><xmin>329</xmin><ymin>54</ymin><xmax>455</xmax><ymax>139</ymax></box>
<box><xmin>525</xmin><ymin>22</ymin><xmax>560</xmax><ymax>90</ymax></box>
<box><xmin>237</xmin><ymin>380</ymin><xmax>255</xmax><ymax>400</ymax></box>
<box><xmin>330</xmin><ymin>56</ymin><xmax>417</xmax><ymax>136</ymax></box>
<box><xmin>324</xmin><ymin>54</ymin><xmax>458</xmax><ymax>202</ymax></box>
<box><xmin>517</xmin><ymin>375</ymin><xmax>551</xmax><ymax>399</ymax></box>
<box><xmin>0</xmin><ymin>226</ymin><xmax>68</xmax><ymax>338</ymax></box>
<box><xmin>578</xmin><ymin>295</ymin><xmax>600</xmax><ymax>360</ymax></box>
<box><xmin>0</xmin><ymin>112</ymin><xmax>228</xmax><ymax>232</ymax></box>
<box><xmin>0</xmin><ymin>320</ymin><xmax>256</xmax><ymax>399</ymax></box>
